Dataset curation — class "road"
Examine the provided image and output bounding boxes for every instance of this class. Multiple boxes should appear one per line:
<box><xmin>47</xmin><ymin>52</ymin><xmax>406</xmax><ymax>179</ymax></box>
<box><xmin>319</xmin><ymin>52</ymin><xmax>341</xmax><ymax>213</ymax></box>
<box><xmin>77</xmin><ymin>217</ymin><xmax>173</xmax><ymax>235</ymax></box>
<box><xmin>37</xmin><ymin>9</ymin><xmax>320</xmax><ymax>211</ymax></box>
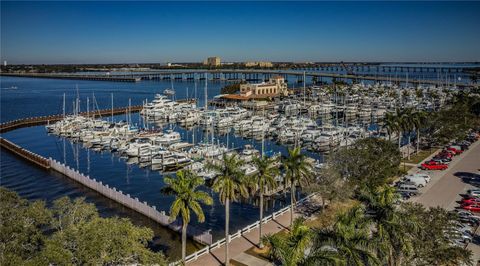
<box><xmin>410</xmin><ymin>140</ymin><xmax>480</xmax><ymax>263</ymax></box>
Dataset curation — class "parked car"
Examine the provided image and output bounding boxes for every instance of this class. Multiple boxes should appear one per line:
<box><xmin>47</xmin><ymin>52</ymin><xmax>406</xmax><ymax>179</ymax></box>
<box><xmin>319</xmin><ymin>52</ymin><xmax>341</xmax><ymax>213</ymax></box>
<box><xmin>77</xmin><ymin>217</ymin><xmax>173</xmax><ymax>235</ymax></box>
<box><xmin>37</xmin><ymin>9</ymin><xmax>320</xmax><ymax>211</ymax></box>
<box><xmin>412</xmin><ymin>173</ymin><xmax>432</xmax><ymax>182</ymax></box>
<box><xmin>403</xmin><ymin>176</ymin><xmax>427</xmax><ymax>187</ymax></box>
<box><xmin>431</xmin><ymin>158</ymin><xmax>451</xmax><ymax>164</ymax></box>
<box><xmin>461</xmin><ymin>197</ymin><xmax>480</xmax><ymax>205</ymax></box>
<box><xmin>467</xmin><ymin>190</ymin><xmax>480</xmax><ymax>197</ymax></box>
<box><xmin>447</xmin><ymin>147</ymin><xmax>463</xmax><ymax>155</ymax></box>
<box><xmin>455</xmin><ymin>210</ymin><xmax>480</xmax><ymax>221</ymax></box>
<box><xmin>421</xmin><ymin>161</ymin><xmax>448</xmax><ymax>170</ymax></box>
<box><xmin>462</xmin><ymin>203</ymin><xmax>480</xmax><ymax>212</ymax></box>
<box><xmin>397</xmin><ymin>183</ymin><xmax>420</xmax><ymax>196</ymax></box>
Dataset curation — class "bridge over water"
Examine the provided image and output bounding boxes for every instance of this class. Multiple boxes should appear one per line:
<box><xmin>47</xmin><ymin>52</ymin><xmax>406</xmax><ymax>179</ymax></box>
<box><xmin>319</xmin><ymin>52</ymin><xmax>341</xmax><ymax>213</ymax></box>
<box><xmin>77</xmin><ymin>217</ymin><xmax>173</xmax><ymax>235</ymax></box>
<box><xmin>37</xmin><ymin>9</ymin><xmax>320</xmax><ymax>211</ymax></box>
<box><xmin>2</xmin><ymin>68</ymin><xmax>477</xmax><ymax>88</ymax></box>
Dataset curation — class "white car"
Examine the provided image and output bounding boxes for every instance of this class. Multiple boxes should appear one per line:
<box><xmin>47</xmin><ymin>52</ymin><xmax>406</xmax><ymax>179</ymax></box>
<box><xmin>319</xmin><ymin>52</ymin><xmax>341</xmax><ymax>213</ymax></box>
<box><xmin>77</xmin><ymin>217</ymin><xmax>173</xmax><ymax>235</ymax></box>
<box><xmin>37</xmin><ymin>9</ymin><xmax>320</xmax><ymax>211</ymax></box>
<box><xmin>403</xmin><ymin>177</ymin><xmax>427</xmax><ymax>188</ymax></box>
<box><xmin>468</xmin><ymin>190</ymin><xmax>480</xmax><ymax>197</ymax></box>
<box><xmin>411</xmin><ymin>173</ymin><xmax>431</xmax><ymax>182</ymax></box>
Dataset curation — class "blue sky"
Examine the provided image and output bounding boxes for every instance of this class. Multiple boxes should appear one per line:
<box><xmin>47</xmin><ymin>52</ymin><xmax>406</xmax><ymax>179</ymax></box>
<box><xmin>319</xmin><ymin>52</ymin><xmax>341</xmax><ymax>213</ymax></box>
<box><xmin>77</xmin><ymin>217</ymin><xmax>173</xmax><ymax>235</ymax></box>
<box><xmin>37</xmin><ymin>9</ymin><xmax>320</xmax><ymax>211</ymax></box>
<box><xmin>1</xmin><ymin>1</ymin><xmax>479</xmax><ymax>64</ymax></box>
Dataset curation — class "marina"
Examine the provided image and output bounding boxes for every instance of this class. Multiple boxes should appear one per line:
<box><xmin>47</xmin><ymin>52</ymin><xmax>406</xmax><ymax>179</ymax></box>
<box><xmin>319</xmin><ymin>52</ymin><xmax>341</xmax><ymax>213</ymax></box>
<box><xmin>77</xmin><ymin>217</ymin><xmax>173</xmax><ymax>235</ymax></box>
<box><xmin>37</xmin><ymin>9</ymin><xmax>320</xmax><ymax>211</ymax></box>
<box><xmin>0</xmin><ymin>74</ymin><xmax>458</xmax><ymax>254</ymax></box>
<box><xmin>1</xmin><ymin>1</ymin><xmax>479</xmax><ymax>265</ymax></box>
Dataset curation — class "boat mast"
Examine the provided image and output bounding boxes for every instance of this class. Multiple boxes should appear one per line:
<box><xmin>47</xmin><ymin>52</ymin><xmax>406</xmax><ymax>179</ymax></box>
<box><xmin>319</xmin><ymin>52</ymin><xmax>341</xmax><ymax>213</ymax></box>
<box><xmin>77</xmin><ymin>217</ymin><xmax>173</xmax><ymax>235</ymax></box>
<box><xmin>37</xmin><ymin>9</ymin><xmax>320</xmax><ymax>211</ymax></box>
<box><xmin>204</xmin><ymin>72</ymin><xmax>208</xmax><ymax>110</ymax></box>
<box><xmin>194</xmin><ymin>81</ymin><xmax>197</xmax><ymax>101</ymax></box>
<box><xmin>62</xmin><ymin>93</ymin><xmax>66</xmax><ymax>118</ymax></box>
<box><xmin>76</xmin><ymin>84</ymin><xmax>80</xmax><ymax>115</ymax></box>
<box><xmin>303</xmin><ymin>71</ymin><xmax>306</xmax><ymax>108</ymax></box>
<box><xmin>111</xmin><ymin>93</ymin><xmax>114</xmax><ymax>122</ymax></box>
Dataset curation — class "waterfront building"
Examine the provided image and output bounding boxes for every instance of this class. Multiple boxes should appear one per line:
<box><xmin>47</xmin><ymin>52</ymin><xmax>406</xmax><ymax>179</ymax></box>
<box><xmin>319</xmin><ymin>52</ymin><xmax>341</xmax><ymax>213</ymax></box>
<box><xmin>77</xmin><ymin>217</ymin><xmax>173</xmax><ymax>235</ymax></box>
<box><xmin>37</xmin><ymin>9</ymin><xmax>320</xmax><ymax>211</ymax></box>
<box><xmin>239</xmin><ymin>76</ymin><xmax>288</xmax><ymax>98</ymax></box>
<box><xmin>203</xmin><ymin>56</ymin><xmax>221</xmax><ymax>67</ymax></box>
<box><xmin>244</xmin><ymin>61</ymin><xmax>273</xmax><ymax>68</ymax></box>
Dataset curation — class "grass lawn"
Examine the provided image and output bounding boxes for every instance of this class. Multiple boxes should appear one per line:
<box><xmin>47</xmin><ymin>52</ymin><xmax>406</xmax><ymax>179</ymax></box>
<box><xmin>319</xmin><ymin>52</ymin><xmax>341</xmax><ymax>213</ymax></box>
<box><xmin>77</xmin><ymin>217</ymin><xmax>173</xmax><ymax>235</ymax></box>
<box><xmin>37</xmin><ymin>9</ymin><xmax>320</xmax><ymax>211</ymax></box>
<box><xmin>401</xmin><ymin>149</ymin><xmax>436</xmax><ymax>164</ymax></box>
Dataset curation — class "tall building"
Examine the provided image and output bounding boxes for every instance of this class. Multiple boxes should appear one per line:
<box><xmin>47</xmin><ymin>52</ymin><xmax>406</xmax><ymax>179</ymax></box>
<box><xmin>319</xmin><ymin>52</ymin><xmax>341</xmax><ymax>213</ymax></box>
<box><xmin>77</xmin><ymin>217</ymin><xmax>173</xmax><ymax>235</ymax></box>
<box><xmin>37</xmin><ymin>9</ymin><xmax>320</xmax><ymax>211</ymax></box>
<box><xmin>203</xmin><ymin>57</ymin><xmax>221</xmax><ymax>67</ymax></box>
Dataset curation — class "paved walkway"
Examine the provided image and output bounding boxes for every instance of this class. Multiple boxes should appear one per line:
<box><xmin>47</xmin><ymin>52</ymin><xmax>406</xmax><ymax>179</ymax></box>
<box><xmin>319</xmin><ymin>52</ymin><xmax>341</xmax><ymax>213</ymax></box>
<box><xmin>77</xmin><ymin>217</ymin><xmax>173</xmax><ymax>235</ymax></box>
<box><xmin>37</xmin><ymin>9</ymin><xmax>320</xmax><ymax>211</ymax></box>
<box><xmin>186</xmin><ymin>205</ymin><xmax>302</xmax><ymax>266</ymax></box>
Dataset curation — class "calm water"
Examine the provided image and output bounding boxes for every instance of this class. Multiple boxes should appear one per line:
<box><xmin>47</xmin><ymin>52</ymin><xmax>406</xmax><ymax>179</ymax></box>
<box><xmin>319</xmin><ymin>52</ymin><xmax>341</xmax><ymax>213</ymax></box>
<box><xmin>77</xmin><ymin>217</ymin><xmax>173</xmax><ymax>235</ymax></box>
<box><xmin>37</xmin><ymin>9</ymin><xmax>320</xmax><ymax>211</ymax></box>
<box><xmin>0</xmin><ymin>76</ymin><xmax>318</xmax><ymax>259</ymax></box>
<box><xmin>1</xmin><ymin>69</ymin><xmax>466</xmax><ymax>259</ymax></box>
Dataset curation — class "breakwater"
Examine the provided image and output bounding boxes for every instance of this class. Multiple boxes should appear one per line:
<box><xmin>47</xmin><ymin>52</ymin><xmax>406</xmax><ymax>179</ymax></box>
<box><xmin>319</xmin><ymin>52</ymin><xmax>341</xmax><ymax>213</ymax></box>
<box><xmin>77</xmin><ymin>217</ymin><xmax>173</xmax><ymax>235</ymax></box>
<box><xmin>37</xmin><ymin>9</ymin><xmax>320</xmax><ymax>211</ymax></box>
<box><xmin>0</xmin><ymin>73</ymin><xmax>141</xmax><ymax>82</ymax></box>
<box><xmin>0</xmin><ymin>137</ymin><xmax>50</xmax><ymax>169</ymax></box>
<box><xmin>0</xmin><ymin>137</ymin><xmax>212</xmax><ymax>245</ymax></box>
<box><xmin>0</xmin><ymin>105</ymin><xmax>143</xmax><ymax>133</ymax></box>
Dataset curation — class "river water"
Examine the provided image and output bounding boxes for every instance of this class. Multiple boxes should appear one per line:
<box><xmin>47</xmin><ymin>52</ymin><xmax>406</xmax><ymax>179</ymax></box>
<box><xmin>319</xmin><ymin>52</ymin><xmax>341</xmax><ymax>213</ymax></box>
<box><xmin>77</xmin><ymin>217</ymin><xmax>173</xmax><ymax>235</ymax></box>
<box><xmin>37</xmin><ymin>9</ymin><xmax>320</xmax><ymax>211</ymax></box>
<box><xmin>0</xmin><ymin>76</ymin><xmax>318</xmax><ymax>259</ymax></box>
<box><xmin>0</xmin><ymin>66</ymin><xmax>473</xmax><ymax>259</ymax></box>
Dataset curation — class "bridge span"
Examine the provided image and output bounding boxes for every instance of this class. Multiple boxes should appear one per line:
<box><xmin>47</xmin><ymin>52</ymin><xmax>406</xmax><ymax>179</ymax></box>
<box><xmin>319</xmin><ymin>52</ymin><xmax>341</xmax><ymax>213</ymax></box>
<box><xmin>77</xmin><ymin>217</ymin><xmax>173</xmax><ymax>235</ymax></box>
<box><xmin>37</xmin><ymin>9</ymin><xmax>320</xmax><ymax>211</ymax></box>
<box><xmin>1</xmin><ymin>69</ymin><xmax>476</xmax><ymax>88</ymax></box>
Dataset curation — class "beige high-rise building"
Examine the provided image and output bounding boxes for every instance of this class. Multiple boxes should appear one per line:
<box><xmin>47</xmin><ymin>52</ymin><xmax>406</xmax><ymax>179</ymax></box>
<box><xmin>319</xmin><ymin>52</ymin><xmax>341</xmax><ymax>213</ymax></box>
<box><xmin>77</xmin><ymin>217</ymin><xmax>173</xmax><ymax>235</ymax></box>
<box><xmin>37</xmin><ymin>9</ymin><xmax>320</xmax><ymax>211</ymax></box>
<box><xmin>203</xmin><ymin>56</ymin><xmax>221</xmax><ymax>66</ymax></box>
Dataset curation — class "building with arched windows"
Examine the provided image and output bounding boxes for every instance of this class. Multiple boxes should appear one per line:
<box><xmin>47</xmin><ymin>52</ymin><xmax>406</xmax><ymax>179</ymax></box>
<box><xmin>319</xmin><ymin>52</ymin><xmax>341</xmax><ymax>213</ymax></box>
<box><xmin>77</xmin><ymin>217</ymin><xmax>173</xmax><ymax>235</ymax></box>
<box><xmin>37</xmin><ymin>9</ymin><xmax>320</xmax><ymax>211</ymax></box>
<box><xmin>239</xmin><ymin>76</ymin><xmax>288</xmax><ymax>98</ymax></box>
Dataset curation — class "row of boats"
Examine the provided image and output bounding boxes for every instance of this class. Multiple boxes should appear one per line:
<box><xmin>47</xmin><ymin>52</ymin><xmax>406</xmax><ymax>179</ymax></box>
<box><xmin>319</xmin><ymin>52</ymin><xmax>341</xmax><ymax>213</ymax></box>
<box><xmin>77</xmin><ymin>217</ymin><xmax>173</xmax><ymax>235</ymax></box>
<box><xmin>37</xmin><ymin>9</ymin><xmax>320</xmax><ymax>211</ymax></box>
<box><xmin>45</xmin><ymin>115</ymin><xmax>294</xmax><ymax>180</ymax></box>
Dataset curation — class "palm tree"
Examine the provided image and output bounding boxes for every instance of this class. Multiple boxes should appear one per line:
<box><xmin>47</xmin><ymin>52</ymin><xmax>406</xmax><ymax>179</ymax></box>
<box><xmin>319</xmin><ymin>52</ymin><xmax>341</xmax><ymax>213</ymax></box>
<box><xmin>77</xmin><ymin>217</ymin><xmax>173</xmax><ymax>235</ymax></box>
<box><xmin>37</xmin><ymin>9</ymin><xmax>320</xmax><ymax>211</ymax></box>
<box><xmin>383</xmin><ymin>112</ymin><xmax>399</xmax><ymax>142</ymax></box>
<box><xmin>262</xmin><ymin>218</ymin><xmax>316</xmax><ymax>266</ymax></box>
<box><xmin>411</xmin><ymin>110</ymin><xmax>427</xmax><ymax>154</ymax></box>
<box><xmin>161</xmin><ymin>170</ymin><xmax>213</xmax><ymax>264</ymax></box>
<box><xmin>400</xmin><ymin>108</ymin><xmax>415</xmax><ymax>160</ymax></box>
<box><xmin>283</xmin><ymin>147</ymin><xmax>313</xmax><ymax>226</ymax></box>
<box><xmin>395</xmin><ymin>108</ymin><xmax>405</xmax><ymax>150</ymax></box>
<box><xmin>251</xmin><ymin>155</ymin><xmax>280</xmax><ymax>248</ymax></box>
<box><xmin>207</xmin><ymin>154</ymin><xmax>248</xmax><ymax>265</ymax></box>
<box><xmin>360</xmin><ymin>185</ymin><xmax>418</xmax><ymax>266</ymax></box>
<box><xmin>313</xmin><ymin>206</ymin><xmax>380</xmax><ymax>266</ymax></box>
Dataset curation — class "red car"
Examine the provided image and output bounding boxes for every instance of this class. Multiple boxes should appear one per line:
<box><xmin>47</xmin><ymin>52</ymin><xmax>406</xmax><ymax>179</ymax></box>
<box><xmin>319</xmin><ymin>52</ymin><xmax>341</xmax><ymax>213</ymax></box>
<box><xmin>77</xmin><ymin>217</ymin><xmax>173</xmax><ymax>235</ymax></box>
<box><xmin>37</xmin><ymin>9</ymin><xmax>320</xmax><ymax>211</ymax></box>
<box><xmin>437</xmin><ymin>151</ymin><xmax>453</xmax><ymax>158</ymax></box>
<box><xmin>462</xmin><ymin>204</ymin><xmax>480</xmax><ymax>212</ymax></box>
<box><xmin>461</xmin><ymin>197</ymin><xmax>480</xmax><ymax>205</ymax></box>
<box><xmin>447</xmin><ymin>147</ymin><xmax>463</xmax><ymax>155</ymax></box>
<box><xmin>421</xmin><ymin>160</ymin><xmax>448</xmax><ymax>170</ymax></box>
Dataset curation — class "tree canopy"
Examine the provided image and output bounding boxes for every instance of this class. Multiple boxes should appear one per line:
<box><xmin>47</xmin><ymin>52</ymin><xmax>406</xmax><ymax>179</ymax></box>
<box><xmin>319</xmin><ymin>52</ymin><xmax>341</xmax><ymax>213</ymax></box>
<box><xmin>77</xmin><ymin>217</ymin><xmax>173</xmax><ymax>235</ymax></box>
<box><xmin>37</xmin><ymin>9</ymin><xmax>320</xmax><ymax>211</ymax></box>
<box><xmin>328</xmin><ymin>138</ymin><xmax>401</xmax><ymax>190</ymax></box>
<box><xmin>0</xmin><ymin>187</ymin><xmax>166</xmax><ymax>266</ymax></box>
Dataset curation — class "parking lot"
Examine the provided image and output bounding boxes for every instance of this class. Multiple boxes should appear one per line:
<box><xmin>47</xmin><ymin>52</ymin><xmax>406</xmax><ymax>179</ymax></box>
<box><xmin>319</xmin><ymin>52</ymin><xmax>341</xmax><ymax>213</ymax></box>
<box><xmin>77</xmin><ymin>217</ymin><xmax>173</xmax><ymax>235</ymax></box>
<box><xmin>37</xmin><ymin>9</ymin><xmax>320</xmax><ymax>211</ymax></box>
<box><xmin>404</xmin><ymin>139</ymin><xmax>480</xmax><ymax>262</ymax></box>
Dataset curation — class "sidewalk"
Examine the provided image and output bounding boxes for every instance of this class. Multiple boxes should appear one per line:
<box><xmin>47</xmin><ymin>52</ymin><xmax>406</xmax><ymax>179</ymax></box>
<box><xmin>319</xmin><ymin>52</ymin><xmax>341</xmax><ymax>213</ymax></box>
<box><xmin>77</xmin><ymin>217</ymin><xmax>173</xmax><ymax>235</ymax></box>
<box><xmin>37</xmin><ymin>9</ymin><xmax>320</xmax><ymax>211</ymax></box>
<box><xmin>186</xmin><ymin>208</ymin><xmax>295</xmax><ymax>266</ymax></box>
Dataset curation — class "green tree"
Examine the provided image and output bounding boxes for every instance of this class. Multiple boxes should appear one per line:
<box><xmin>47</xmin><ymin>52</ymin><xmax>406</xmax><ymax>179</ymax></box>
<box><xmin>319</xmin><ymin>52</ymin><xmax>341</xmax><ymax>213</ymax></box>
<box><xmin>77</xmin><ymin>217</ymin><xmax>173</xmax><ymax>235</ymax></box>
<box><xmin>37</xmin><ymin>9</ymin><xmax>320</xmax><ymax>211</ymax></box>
<box><xmin>264</xmin><ymin>217</ymin><xmax>348</xmax><ymax>266</ymax></box>
<box><xmin>1</xmin><ymin>188</ymin><xmax>166</xmax><ymax>265</ymax></box>
<box><xmin>313</xmin><ymin>206</ymin><xmax>380</xmax><ymax>266</ymax></box>
<box><xmin>400</xmin><ymin>108</ymin><xmax>415</xmax><ymax>160</ymax></box>
<box><xmin>0</xmin><ymin>188</ymin><xmax>51</xmax><ymax>265</ymax></box>
<box><xmin>161</xmin><ymin>170</ymin><xmax>213</xmax><ymax>263</ymax></box>
<box><xmin>329</xmin><ymin>138</ymin><xmax>400</xmax><ymax>190</ymax></box>
<box><xmin>402</xmin><ymin>203</ymin><xmax>473</xmax><ymax>266</ymax></box>
<box><xmin>251</xmin><ymin>155</ymin><xmax>280</xmax><ymax>248</ymax></box>
<box><xmin>283</xmin><ymin>147</ymin><xmax>314</xmax><ymax>226</ymax></box>
<box><xmin>383</xmin><ymin>111</ymin><xmax>399</xmax><ymax>142</ymax></box>
<box><xmin>306</xmin><ymin>166</ymin><xmax>352</xmax><ymax>210</ymax></box>
<box><xmin>411</xmin><ymin>110</ymin><xmax>427</xmax><ymax>154</ymax></box>
<box><xmin>208</xmin><ymin>154</ymin><xmax>248</xmax><ymax>265</ymax></box>
<box><xmin>40</xmin><ymin>197</ymin><xmax>166</xmax><ymax>265</ymax></box>
<box><xmin>360</xmin><ymin>186</ymin><xmax>418</xmax><ymax>266</ymax></box>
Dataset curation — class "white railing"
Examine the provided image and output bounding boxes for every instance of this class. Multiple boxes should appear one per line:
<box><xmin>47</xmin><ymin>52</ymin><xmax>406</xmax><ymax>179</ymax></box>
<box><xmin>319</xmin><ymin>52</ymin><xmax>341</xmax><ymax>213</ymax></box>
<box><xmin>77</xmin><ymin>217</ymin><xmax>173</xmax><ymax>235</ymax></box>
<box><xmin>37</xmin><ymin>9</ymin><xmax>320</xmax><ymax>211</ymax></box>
<box><xmin>49</xmin><ymin>158</ymin><xmax>212</xmax><ymax>245</ymax></box>
<box><xmin>170</xmin><ymin>192</ymin><xmax>318</xmax><ymax>265</ymax></box>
